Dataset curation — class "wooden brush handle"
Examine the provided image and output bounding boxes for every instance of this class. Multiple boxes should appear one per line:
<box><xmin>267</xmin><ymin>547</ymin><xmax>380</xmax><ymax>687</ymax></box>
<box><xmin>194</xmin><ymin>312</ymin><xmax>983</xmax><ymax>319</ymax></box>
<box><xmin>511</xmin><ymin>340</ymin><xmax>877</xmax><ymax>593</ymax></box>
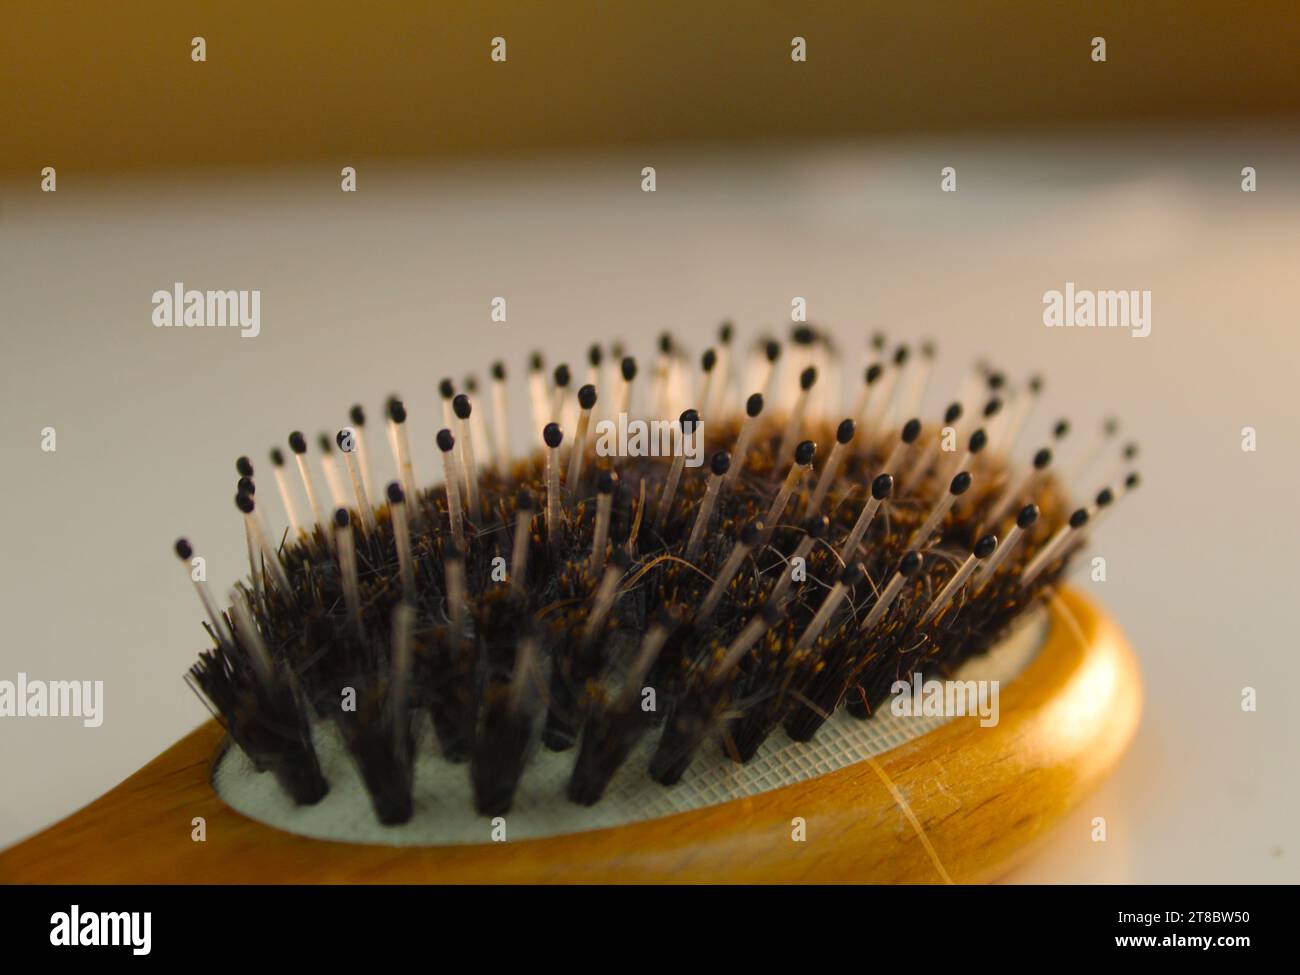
<box><xmin>0</xmin><ymin>587</ymin><xmax>1139</xmax><ymax>883</ymax></box>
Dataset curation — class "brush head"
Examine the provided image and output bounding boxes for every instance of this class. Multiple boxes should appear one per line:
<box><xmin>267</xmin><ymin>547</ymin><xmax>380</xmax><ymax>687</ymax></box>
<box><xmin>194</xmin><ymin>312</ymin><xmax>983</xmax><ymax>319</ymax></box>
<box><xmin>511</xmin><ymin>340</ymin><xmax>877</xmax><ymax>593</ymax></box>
<box><xmin>185</xmin><ymin>326</ymin><xmax>1109</xmax><ymax>828</ymax></box>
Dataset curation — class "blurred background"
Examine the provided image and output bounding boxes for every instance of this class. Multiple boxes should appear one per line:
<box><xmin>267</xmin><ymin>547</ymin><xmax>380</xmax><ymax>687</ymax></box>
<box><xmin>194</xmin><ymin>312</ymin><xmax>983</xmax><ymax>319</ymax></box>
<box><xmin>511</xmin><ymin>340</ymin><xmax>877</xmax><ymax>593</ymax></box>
<box><xmin>2</xmin><ymin>1</ymin><xmax>1298</xmax><ymax>882</ymax></box>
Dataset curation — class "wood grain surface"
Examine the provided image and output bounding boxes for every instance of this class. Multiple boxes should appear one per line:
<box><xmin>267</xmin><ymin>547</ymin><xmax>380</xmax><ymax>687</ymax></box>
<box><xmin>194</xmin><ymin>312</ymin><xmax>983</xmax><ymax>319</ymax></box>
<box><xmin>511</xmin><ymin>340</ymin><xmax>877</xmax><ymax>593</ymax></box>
<box><xmin>0</xmin><ymin>587</ymin><xmax>1140</xmax><ymax>884</ymax></box>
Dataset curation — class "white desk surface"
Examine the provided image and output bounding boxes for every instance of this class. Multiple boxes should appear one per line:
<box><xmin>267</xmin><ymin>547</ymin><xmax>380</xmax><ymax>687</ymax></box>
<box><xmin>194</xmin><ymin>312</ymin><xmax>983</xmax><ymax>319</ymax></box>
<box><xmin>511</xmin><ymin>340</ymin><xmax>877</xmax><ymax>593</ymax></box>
<box><xmin>2</xmin><ymin>128</ymin><xmax>1297</xmax><ymax>882</ymax></box>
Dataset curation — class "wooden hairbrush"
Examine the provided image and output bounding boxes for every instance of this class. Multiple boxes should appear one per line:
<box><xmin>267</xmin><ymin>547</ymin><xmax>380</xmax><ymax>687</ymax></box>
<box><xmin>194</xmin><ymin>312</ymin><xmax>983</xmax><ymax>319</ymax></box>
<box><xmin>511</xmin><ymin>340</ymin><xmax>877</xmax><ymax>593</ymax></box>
<box><xmin>0</xmin><ymin>325</ymin><xmax>1141</xmax><ymax>884</ymax></box>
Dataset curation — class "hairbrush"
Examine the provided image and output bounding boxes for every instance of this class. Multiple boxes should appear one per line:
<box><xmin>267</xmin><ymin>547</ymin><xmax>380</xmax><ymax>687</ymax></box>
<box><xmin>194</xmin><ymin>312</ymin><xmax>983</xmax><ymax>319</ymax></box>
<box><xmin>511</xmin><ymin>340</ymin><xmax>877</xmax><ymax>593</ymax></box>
<box><xmin>0</xmin><ymin>323</ymin><xmax>1141</xmax><ymax>883</ymax></box>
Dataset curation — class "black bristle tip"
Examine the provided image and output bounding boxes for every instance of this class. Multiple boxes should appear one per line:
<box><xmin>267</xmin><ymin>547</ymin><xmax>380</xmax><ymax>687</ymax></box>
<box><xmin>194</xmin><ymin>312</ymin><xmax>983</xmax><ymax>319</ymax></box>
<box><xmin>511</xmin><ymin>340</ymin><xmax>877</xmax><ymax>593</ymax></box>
<box><xmin>453</xmin><ymin>394</ymin><xmax>472</xmax><ymax>420</ymax></box>
<box><xmin>950</xmin><ymin>471</ymin><xmax>972</xmax><ymax>495</ymax></box>
<box><xmin>865</xmin><ymin>363</ymin><xmax>883</xmax><ymax>385</ymax></box>
<box><xmin>841</xmin><ymin>562</ymin><xmax>867</xmax><ymax>587</ymax></box>
<box><xmin>745</xmin><ymin>393</ymin><xmax>764</xmax><ymax>417</ymax></box>
<box><xmin>804</xmin><ymin>515</ymin><xmax>830</xmax><ymax>539</ymax></box>
<box><xmin>436</xmin><ymin>429</ymin><xmax>455</xmax><ymax>452</ymax></box>
<box><xmin>288</xmin><ymin>431</ymin><xmax>307</xmax><ymax>454</ymax></box>
<box><xmin>764</xmin><ymin>339</ymin><xmax>781</xmax><ymax>362</ymax></box>
<box><xmin>1096</xmin><ymin>488</ymin><xmax>1115</xmax><ymax>508</ymax></box>
<box><xmin>620</xmin><ymin>357</ymin><xmax>637</xmax><ymax>381</ymax></box>
<box><xmin>515</xmin><ymin>487</ymin><xmax>535</xmax><ymax>510</ymax></box>
<box><xmin>1125</xmin><ymin>472</ymin><xmax>1141</xmax><ymax>490</ymax></box>
<box><xmin>543</xmin><ymin>423</ymin><xmax>563</xmax><ymax>449</ymax></box>
<box><xmin>529</xmin><ymin>352</ymin><xmax>544</xmax><ymax>372</ymax></box>
<box><xmin>901</xmin><ymin>418</ymin><xmax>922</xmax><ymax>444</ymax></box>
<box><xmin>835</xmin><ymin>419</ymin><xmax>856</xmax><ymax>444</ymax></box>
<box><xmin>791</xmin><ymin>325</ymin><xmax>815</xmax><ymax>345</ymax></box>
<box><xmin>969</xmin><ymin>428</ymin><xmax>988</xmax><ymax>453</ymax></box>
<box><xmin>236</xmin><ymin>456</ymin><xmax>254</xmax><ymax>477</ymax></box>
<box><xmin>718</xmin><ymin>321</ymin><xmax>734</xmax><ymax>343</ymax></box>
<box><xmin>334</xmin><ymin>508</ymin><xmax>351</xmax><ymax>529</ymax></box>
<box><xmin>1069</xmin><ymin>508</ymin><xmax>1090</xmax><ymax>529</ymax></box>
<box><xmin>237</xmin><ymin>476</ymin><xmax>255</xmax><ymax>496</ymax></box>
<box><xmin>491</xmin><ymin>361</ymin><xmax>506</xmax><ymax>381</ymax></box>
<box><xmin>1016</xmin><ymin>503</ymin><xmax>1040</xmax><ymax>529</ymax></box>
<box><xmin>899</xmin><ymin>551</ymin><xmax>923</xmax><ymax>576</ymax></box>
<box><xmin>235</xmin><ymin>493</ymin><xmax>254</xmax><ymax>514</ymax></box>
<box><xmin>658</xmin><ymin>332</ymin><xmax>673</xmax><ymax>354</ymax></box>
<box><xmin>944</xmin><ymin>402</ymin><xmax>963</xmax><ymax>424</ymax></box>
<box><xmin>799</xmin><ymin>366</ymin><xmax>817</xmax><ymax>391</ymax></box>
<box><xmin>388</xmin><ymin>398</ymin><xmax>407</xmax><ymax>423</ymax></box>
<box><xmin>174</xmin><ymin>538</ymin><xmax>193</xmax><ymax>560</ymax></box>
<box><xmin>740</xmin><ymin>520</ymin><xmax>763</xmax><ymax>545</ymax></box>
<box><xmin>269</xmin><ymin>447</ymin><xmax>285</xmax><ymax>467</ymax></box>
<box><xmin>983</xmin><ymin>398</ymin><xmax>1002</xmax><ymax>418</ymax></box>
<box><xmin>439</xmin><ymin>379</ymin><xmax>455</xmax><ymax>399</ymax></box>
<box><xmin>974</xmin><ymin>534</ymin><xmax>998</xmax><ymax>559</ymax></box>
<box><xmin>679</xmin><ymin>408</ymin><xmax>700</xmax><ymax>433</ymax></box>
<box><xmin>1033</xmin><ymin>447</ymin><xmax>1053</xmax><ymax>469</ymax></box>
<box><xmin>349</xmin><ymin>404</ymin><xmax>366</xmax><ymax>426</ymax></box>
<box><xmin>709</xmin><ymin>451</ymin><xmax>731</xmax><ymax>477</ymax></box>
<box><xmin>587</xmin><ymin>344</ymin><xmax>602</xmax><ymax>366</ymax></box>
<box><xmin>794</xmin><ymin>440</ymin><xmax>817</xmax><ymax>466</ymax></box>
<box><xmin>387</xmin><ymin>482</ymin><xmax>405</xmax><ymax>505</ymax></box>
<box><xmin>893</xmin><ymin>345</ymin><xmax>910</xmax><ymax>366</ymax></box>
<box><xmin>317</xmin><ymin>433</ymin><xmax>334</xmax><ymax>454</ymax></box>
<box><xmin>597</xmin><ymin>469</ymin><xmax>618</xmax><ymax>494</ymax></box>
<box><xmin>701</xmin><ymin>349</ymin><xmax>717</xmax><ymax>372</ymax></box>
<box><xmin>578</xmin><ymin>384</ymin><xmax>598</xmax><ymax>410</ymax></box>
<box><xmin>1054</xmin><ymin>419</ymin><xmax>1070</xmax><ymax>439</ymax></box>
<box><xmin>553</xmin><ymin>364</ymin><xmax>571</xmax><ymax>388</ymax></box>
<box><xmin>871</xmin><ymin>473</ymin><xmax>894</xmax><ymax>500</ymax></box>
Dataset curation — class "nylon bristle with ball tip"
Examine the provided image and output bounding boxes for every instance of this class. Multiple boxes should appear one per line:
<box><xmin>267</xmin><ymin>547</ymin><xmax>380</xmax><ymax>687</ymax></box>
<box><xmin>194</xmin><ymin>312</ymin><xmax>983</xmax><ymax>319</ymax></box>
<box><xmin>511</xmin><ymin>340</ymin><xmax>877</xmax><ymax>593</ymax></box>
<box><xmin>178</xmin><ymin>323</ymin><xmax>1139</xmax><ymax>825</ymax></box>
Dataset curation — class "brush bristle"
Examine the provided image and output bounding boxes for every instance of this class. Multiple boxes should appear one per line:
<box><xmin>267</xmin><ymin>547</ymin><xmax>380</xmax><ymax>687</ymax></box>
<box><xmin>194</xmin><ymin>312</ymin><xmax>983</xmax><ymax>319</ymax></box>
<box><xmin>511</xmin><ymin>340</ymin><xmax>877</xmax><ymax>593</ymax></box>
<box><xmin>186</xmin><ymin>327</ymin><xmax>1124</xmax><ymax>825</ymax></box>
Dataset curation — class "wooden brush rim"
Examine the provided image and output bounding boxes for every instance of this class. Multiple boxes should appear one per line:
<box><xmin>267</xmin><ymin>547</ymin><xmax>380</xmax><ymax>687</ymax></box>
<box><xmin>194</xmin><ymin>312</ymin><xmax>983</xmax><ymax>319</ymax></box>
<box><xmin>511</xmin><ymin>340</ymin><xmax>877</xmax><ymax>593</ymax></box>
<box><xmin>0</xmin><ymin>587</ymin><xmax>1139</xmax><ymax>883</ymax></box>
